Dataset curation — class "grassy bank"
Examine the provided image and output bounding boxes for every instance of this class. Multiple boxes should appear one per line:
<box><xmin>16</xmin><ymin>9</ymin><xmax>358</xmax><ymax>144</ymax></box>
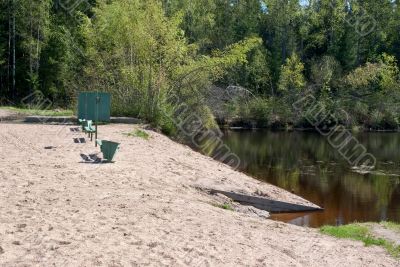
<box><xmin>320</xmin><ymin>222</ymin><xmax>400</xmax><ymax>258</ymax></box>
<box><xmin>0</xmin><ymin>106</ymin><xmax>73</xmax><ymax>117</ymax></box>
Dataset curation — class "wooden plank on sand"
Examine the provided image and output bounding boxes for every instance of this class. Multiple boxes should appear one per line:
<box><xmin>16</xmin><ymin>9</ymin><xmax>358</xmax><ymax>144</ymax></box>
<box><xmin>211</xmin><ymin>189</ymin><xmax>323</xmax><ymax>213</ymax></box>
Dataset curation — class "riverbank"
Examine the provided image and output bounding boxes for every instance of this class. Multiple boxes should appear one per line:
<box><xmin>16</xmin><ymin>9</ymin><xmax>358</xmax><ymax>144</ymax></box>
<box><xmin>321</xmin><ymin>222</ymin><xmax>400</xmax><ymax>257</ymax></box>
<box><xmin>217</xmin><ymin>118</ymin><xmax>400</xmax><ymax>132</ymax></box>
<box><xmin>0</xmin><ymin>123</ymin><xmax>398</xmax><ymax>265</ymax></box>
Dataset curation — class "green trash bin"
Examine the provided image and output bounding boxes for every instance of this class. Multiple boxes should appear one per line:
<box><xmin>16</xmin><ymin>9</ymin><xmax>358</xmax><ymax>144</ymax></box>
<box><xmin>96</xmin><ymin>140</ymin><xmax>120</xmax><ymax>162</ymax></box>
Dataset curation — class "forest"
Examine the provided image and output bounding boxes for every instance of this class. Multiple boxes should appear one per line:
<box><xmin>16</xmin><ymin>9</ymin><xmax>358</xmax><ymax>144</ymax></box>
<box><xmin>1</xmin><ymin>0</ymin><xmax>400</xmax><ymax>134</ymax></box>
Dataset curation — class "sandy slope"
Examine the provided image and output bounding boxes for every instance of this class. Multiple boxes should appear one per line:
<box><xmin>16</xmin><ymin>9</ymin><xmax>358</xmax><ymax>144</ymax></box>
<box><xmin>0</xmin><ymin>123</ymin><xmax>398</xmax><ymax>266</ymax></box>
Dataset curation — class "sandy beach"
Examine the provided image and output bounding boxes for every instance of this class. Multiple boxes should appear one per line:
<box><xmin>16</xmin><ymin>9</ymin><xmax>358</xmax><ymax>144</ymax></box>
<box><xmin>0</xmin><ymin>123</ymin><xmax>398</xmax><ymax>266</ymax></box>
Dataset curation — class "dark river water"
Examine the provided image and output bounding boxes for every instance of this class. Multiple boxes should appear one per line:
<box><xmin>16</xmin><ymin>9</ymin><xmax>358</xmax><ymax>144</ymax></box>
<box><xmin>204</xmin><ymin>130</ymin><xmax>400</xmax><ymax>228</ymax></box>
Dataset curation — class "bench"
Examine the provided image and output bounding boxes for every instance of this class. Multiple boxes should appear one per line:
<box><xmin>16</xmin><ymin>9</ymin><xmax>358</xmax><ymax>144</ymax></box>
<box><xmin>84</xmin><ymin>120</ymin><xmax>97</xmax><ymax>141</ymax></box>
<box><xmin>78</xmin><ymin>119</ymin><xmax>86</xmax><ymax>132</ymax></box>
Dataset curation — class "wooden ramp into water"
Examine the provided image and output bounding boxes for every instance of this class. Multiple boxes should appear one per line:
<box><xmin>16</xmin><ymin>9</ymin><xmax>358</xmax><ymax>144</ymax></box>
<box><xmin>210</xmin><ymin>189</ymin><xmax>323</xmax><ymax>213</ymax></box>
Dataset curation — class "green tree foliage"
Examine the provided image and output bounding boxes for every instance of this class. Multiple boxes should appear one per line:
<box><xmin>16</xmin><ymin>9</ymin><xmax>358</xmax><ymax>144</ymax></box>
<box><xmin>278</xmin><ymin>53</ymin><xmax>305</xmax><ymax>94</ymax></box>
<box><xmin>81</xmin><ymin>0</ymin><xmax>261</xmax><ymax>133</ymax></box>
<box><xmin>1</xmin><ymin>0</ymin><xmax>400</xmax><ymax>131</ymax></box>
<box><xmin>342</xmin><ymin>54</ymin><xmax>400</xmax><ymax>129</ymax></box>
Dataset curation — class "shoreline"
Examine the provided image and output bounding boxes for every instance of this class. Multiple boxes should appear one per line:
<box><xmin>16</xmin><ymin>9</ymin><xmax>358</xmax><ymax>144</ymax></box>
<box><xmin>219</xmin><ymin>124</ymin><xmax>400</xmax><ymax>133</ymax></box>
<box><xmin>0</xmin><ymin>122</ymin><xmax>398</xmax><ymax>265</ymax></box>
<box><xmin>2</xmin><ymin>108</ymin><xmax>400</xmax><ymax>132</ymax></box>
<box><xmin>216</xmin><ymin>117</ymin><xmax>400</xmax><ymax>132</ymax></box>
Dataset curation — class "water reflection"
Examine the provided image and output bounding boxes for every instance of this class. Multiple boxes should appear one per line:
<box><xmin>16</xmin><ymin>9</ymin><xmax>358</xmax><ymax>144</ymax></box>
<box><xmin>203</xmin><ymin>130</ymin><xmax>400</xmax><ymax>227</ymax></box>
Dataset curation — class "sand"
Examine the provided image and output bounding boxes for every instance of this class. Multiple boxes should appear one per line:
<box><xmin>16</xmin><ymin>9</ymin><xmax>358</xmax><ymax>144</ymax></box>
<box><xmin>0</xmin><ymin>109</ymin><xmax>12</xmax><ymax>117</ymax></box>
<box><xmin>0</xmin><ymin>123</ymin><xmax>398</xmax><ymax>266</ymax></box>
<box><xmin>0</xmin><ymin>109</ymin><xmax>19</xmax><ymax>122</ymax></box>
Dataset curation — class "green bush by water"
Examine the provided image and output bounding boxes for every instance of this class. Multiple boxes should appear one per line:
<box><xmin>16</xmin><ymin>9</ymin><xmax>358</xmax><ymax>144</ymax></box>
<box><xmin>320</xmin><ymin>223</ymin><xmax>400</xmax><ymax>258</ymax></box>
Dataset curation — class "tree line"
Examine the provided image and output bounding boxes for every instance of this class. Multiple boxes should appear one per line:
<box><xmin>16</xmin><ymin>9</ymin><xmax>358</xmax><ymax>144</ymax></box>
<box><xmin>1</xmin><ymin>0</ymin><xmax>400</xmax><ymax>133</ymax></box>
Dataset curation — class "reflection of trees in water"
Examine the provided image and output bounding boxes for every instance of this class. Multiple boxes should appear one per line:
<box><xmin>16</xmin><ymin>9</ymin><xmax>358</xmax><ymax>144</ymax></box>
<box><xmin>202</xmin><ymin>130</ymin><xmax>400</xmax><ymax>223</ymax></box>
<box><xmin>370</xmin><ymin>174</ymin><xmax>400</xmax><ymax>207</ymax></box>
<box><xmin>358</xmin><ymin>133</ymin><xmax>400</xmax><ymax>163</ymax></box>
<box><xmin>340</xmin><ymin>174</ymin><xmax>393</xmax><ymax>206</ymax></box>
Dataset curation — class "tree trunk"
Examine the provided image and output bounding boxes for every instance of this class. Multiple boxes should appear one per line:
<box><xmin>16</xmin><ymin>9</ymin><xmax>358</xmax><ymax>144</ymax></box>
<box><xmin>7</xmin><ymin>0</ymin><xmax>11</xmax><ymax>96</ymax></box>
<box><xmin>12</xmin><ymin>0</ymin><xmax>16</xmax><ymax>100</ymax></box>
<box><xmin>147</xmin><ymin>62</ymin><xmax>153</xmax><ymax>119</ymax></box>
<box><xmin>36</xmin><ymin>21</ymin><xmax>41</xmax><ymax>80</ymax></box>
<box><xmin>29</xmin><ymin>9</ymin><xmax>33</xmax><ymax>93</ymax></box>
<box><xmin>282</xmin><ymin>27</ymin><xmax>287</xmax><ymax>63</ymax></box>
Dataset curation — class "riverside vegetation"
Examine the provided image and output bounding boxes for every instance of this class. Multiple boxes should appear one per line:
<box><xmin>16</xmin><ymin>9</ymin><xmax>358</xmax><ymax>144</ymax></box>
<box><xmin>321</xmin><ymin>222</ymin><xmax>400</xmax><ymax>258</ymax></box>
<box><xmin>1</xmin><ymin>1</ymin><xmax>400</xmax><ymax>135</ymax></box>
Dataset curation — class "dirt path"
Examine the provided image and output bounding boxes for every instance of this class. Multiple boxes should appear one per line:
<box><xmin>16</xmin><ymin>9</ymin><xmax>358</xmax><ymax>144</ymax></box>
<box><xmin>370</xmin><ymin>224</ymin><xmax>400</xmax><ymax>246</ymax></box>
<box><xmin>0</xmin><ymin>123</ymin><xmax>398</xmax><ymax>266</ymax></box>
